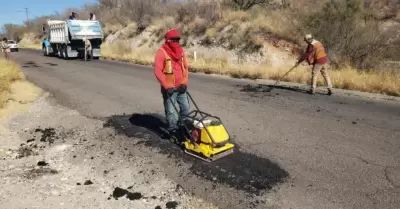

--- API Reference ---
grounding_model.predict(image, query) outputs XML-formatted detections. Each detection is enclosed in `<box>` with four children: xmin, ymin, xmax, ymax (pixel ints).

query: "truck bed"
<box><xmin>48</xmin><ymin>20</ymin><xmax>103</xmax><ymax>43</ymax></box>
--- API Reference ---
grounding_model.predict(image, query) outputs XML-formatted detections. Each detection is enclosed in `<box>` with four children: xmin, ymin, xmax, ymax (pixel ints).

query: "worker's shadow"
<box><xmin>104</xmin><ymin>113</ymin><xmax>171</xmax><ymax>141</ymax></box>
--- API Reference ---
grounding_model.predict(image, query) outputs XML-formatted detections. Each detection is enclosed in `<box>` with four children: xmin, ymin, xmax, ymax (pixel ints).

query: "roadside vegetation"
<box><xmin>3</xmin><ymin>0</ymin><xmax>400</xmax><ymax>96</ymax></box>
<box><xmin>0</xmin><ymin>58</ymin><xmax>24</xmax><ymax>108</ymax></box>
<box><xmin>100</xmin><ymin>44</ymin><xmax>400</xmax><ymax>96</ymax></box>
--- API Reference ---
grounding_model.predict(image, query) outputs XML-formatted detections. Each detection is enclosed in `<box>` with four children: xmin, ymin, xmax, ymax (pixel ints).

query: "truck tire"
<box><xmin>43</xmin><ymin>46</ymin><xmax>49</xmax><ymax>56</ymax></box>
<box><xmin>64</xmin><ymin>46</ymin><xmax>69</xmax><ymax>60</ymax></box>
<box><xmin>57</xmin><ymin>44</ymin><xmax>62</xmax><ymax>58</ymax></box>
<box><xmin>61</xmin><ymin>45</ymin><xmax>69</xmax><ymax>60</ymax></box>
<box><xmin>88</xmin><ymin>49</ymin><xmax>93</xmax><ymax>60</ymax></box>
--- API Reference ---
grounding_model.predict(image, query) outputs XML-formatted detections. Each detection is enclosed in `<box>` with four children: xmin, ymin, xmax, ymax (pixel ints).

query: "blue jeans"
<box><xmin>161</xmin><ymin>88</ymin><xmax>190</xmax><ymax>132</ymax></box>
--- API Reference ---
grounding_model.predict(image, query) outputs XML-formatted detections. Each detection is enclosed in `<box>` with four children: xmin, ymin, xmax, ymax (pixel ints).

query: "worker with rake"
<box><xmin>294</xmin><ymin>34</ymin><xmax>333</xmax><ymax>95</ymax></box>
<box><xmin>154</xmin><ymin>29</ymin><xmax>190</xmax><ymax>139</ymax></box>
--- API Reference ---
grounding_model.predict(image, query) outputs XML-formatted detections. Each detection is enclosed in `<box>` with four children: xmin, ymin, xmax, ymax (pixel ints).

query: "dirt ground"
<box><xmin>0</xmin><ymin>92</ymin><xmax>218</xmax><ymax>209</ymax></box>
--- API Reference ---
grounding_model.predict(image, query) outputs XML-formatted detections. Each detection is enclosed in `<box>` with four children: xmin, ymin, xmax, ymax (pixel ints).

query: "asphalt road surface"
<box><xmin>10</xmin><ymin>49</ymin><xmax>400</xmax><ymax>209</ymax></box>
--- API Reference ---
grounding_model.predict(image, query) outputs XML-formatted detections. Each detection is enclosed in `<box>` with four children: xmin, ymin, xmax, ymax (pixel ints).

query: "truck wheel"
<box><xmin>57</xmin><ymin>44</ymin><xmax>62</xmax><ymax>58</ymax></box>
<box><xmin>89</xmin><ymin>49</ymin><xmax>93</xmax><ymax>60</ymax></box>
<box><xmin>63</xmin><ymin>45</ymin><xmax>69</xmax><ymax>60</ymax></box>
<box><xmin>43</xmin><ymin>46</ymin><xmax>48</xmax><ymax>56</ymax></box>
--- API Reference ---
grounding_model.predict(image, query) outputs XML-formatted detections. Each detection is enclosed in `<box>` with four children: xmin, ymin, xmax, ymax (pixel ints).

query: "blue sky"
<box><xmin>0</xmin><ymin>0</ymin><xmax>96</xmax><ymax>27</ymax></box>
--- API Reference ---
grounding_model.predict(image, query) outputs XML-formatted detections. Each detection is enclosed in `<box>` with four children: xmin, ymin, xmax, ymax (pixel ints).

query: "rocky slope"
<box><xmin>103</xmin><ymin>20</ymin><xmax>298</xmax><ymax>70</ymax></box>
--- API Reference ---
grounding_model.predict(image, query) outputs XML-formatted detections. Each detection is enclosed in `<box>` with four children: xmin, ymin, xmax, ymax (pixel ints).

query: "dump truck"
<box><xmin>42</xmin><ymin>19</ymin><xmax>104</xmax><ymax>59</ymax></box>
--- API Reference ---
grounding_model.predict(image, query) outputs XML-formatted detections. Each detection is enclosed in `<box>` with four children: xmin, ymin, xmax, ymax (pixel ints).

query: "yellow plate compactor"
<box><xmin>168</xmin><ymin>91</ymin><xmax>235</xmax><ymax>162</ymax></box>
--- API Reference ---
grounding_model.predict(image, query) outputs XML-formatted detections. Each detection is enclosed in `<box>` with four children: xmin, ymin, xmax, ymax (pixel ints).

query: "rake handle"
<box><xmin>272</xmin><ymin>66</ymin><xmax>297</xmax><ymax>87</ymax></box>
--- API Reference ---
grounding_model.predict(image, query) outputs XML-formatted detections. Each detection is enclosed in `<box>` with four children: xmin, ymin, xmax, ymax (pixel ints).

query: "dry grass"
<box><xmin>211</xmin><ymin>9</ymin><xmax>300</xmax><ymax>44</ymax></box>
<box><xmin>18</xmin><ymin>40</ymin><xmax>400</xmax><ymax>97</ymax></box>
<box><xmin>101</xmin><ymin>42</ymin><xmax>154</xmax><ymax>65</ymax></box>
<box><xmin>19</xmin><ymin>43</ymin><xmax>41</xmax><ymax>50</ymax></box>
<box><xmin>101</xmin><ymin>44</ymin><xmax>400</xmax><ymax>97</ymax></box>
<box><xmin>0</xmin><ymin>58</ymin><xmax>24</xmax><ymax>108</ymax></box>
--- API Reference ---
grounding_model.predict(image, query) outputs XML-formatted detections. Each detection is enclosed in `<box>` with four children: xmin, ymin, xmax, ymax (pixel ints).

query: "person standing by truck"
<box><xmin>83</xmin><ymin>37</ymin><xmax>92</xmax><ymax>60</ymax></box>
<box><xmin>1</xmin><ymin>38</ymin><xmax>10</xmax><ymax>60</ymax></box>
<box><xmin>69</xmin><ymin>12</ymin><xmax>77</xmax><ymax>20</ymax></box>
<box><xmin>89</xmin><ymin>12</ymin><xmax>96</xmax><ymax>20</ymax></box>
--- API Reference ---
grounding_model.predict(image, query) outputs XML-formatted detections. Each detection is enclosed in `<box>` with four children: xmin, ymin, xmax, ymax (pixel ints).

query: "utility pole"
<box><xmin>25</xmin><ymin>8</ymin><xmax>29</xmax><ymax>24</ymax></box>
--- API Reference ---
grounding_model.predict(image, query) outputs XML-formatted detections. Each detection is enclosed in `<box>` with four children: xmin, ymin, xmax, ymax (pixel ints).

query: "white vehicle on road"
<box><xmin>7</xmin><ymin>40</ymin><xmax>19</xmax><ymax>52</ymax></box>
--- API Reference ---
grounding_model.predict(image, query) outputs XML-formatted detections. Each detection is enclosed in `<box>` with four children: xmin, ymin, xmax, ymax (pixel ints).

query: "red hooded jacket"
<box><xmin>154</xmin><ymin>29</ymin><xmax>188</xmax><ymax>89</ymax></box>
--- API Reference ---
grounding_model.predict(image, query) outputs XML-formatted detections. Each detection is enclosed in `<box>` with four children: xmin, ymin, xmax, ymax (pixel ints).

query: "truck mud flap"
<box><xmin>92</xmin><ymin>48</ymin><xmax>101</xmax><ymax>57</ymax></box>
<box><xmin>66</xmin><ymin>47</ymin><xmax>78</xmax><ymax>58</ymax></box>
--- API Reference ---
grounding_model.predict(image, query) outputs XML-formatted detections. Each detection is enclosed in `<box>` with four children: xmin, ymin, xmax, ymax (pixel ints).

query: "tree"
<box><xmin>302</xmin><ymin>0</ymin><xmax>400</xmax><ymax>69</ymax></box>
<box><xmin>230</xmin><ymin>0</ymin><xmax>270</xmax><ymax>10</ymax></box>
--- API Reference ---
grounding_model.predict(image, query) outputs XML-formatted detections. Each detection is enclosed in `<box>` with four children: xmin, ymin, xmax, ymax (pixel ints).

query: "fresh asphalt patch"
<box><xmin>237</xmin><ymin>84</ymin><xmax>328</xmax><ymax>96</ymax></box>
<box><xmin>103</xmin><ymin>113</ymin><xmax>290</xmax><ymax>197</ymax></box>
<box><xmin>22</xmin><ymin>61</ymin><xmax>40</xmax><ymax>68</ymax></box>
<box><xmin>43</xmin><ymin>62</ymin><xmax>58</xmax><ymax>66</ymax></box>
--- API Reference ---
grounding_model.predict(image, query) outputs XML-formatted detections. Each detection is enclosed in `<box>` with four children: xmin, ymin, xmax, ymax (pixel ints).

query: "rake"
<box><xmin>266</xmin><ymin>66</ymin><xmax>297</xmax><ymax>92</ymax></box>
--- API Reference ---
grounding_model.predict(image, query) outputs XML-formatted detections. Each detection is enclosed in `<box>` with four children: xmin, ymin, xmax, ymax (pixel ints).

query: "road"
<box><xmin>10</xmin><ymin>49</ymin><xmax>400</xmax><ymax>209</ymax></box>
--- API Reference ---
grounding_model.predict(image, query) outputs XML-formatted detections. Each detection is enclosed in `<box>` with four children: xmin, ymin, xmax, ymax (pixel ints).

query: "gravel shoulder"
<box><xmin>0</xmin><ymin>93</ymin><xmax>218</xmax><ymax>209</ymax></box>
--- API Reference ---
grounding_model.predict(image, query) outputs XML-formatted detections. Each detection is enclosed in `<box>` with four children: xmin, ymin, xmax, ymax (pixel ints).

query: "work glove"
<box><xmin>178</xmin><ymin>84</ymin><xmax>187</xmax><ymax>93</ymax></box>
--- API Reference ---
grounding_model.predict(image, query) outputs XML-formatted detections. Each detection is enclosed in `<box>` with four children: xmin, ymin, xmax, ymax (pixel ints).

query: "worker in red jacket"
<box><xmin>295</xmin><ymin>34</ymin><xmax>333</xmax><ymax>95</ymax></box>
<box><xmin>154</xmin><ymin>29</ymin><xmax>189</xmax><ymax>138</ymax></box>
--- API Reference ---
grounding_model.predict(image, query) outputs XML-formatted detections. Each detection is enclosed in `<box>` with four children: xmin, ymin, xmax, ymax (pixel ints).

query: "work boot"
<box><xmin>167</xmin><ymin>129</ymin><xmax>178</xmax><ymax>143</ymax></box>
<box><xmin>308</xmin><ymin>89</ymin><xmax>315</xmax><ymax>95</ymax></box>
<box><xmin>327</xmin><ymin>89</ymin><xmax>333</xmax><ymax>96</ymax></box>
<box><xmin>168</xmin><ymin>129</ymin><xmax>185</xmax><ymax>146</ymax></box>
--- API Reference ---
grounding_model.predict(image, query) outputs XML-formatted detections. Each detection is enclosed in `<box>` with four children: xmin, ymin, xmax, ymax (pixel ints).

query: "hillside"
<box><xmin>3</xmin><ymin>0</ymin><xmax>400</xmax><ymax>96</ymax></box>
